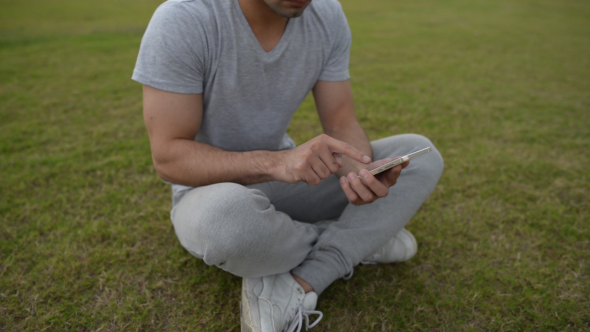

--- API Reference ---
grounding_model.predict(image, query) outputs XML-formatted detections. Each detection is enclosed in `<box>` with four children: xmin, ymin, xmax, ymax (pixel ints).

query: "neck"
<box><xmin>238</xmin><ymin>0</ymin><xmax>289</xmax><ymax>30</ymax></box>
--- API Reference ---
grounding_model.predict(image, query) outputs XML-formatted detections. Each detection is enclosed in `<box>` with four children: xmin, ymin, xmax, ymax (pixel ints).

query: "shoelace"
<box><xmin>342</xmin><ymin>260</ymin><xmax>378</xmax><ymax>281</ymax></box>
<box><xmin>342</xmin><ymin>269</ymin><xmax>354</xmax><ymax>281</ymax></box>
<box><xmin>360</xmin><ymin>260</ymin><xmax>377</xmax><ymax>265</ymax></box>
<box><xmin>285</xmin><ymin>304</ymin><xmax>323</xmax><ymax>332</ymax></box>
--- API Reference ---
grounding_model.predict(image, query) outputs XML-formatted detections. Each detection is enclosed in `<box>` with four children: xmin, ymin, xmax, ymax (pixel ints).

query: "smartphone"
<box><xmin>366</xmin><ymin>147</ymin><xmax>432</xmax><ymax>176</ymax></box>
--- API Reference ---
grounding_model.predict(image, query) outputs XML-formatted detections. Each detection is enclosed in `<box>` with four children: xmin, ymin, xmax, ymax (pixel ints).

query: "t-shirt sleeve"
<box><xmin>132</xmin><ymin>2</ymin><xmax>206</xmax><ymax>94</ymax></box>
<box><xmin>318</xmin><ymin>3</ymin><xmax>352</xmax><ymax>82</ymax></box>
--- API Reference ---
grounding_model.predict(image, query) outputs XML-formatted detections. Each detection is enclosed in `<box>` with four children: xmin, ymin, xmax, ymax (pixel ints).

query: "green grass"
<box><xmin>1</xmin><ymin>0</ymin><xmax>589</xmax><ymax>330</ymax></box>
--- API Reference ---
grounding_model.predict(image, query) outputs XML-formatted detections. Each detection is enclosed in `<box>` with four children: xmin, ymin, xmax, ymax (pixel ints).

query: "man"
<box><xmin>133</xmin><ymin>0</ymin><xmax>444</xmax><ymax>330</ymax></box>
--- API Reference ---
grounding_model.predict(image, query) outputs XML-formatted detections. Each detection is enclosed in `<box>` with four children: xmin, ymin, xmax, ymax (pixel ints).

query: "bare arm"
<box><xmin>313</xmin><ymin>80</ymin><xmax>372</xmax><ymax>177</ymax></box>
<box><xmin>143</xmin><ymin>85</ymin><xmax>370</xmax><ymax>187</ymax></box>
<box><xmin>143</xmin><ymin>85</ymin><xmax>280</xmax><ymax>187</ymax></box>
<box><xmin>313</xmin><ymin>80</ymin><xmax>409</xmax><ymax>205</ymax></box>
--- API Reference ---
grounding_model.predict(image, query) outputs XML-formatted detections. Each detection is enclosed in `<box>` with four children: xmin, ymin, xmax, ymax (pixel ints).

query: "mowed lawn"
<box><xmin>1</xmin><ymin>0</ymin><xmax>589</xmax><ymax>330</ymax></box>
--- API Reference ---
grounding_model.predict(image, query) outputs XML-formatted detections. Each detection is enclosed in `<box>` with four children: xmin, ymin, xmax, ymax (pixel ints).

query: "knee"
<box><xmin>410</xmin><ymin>134</ymin><xmax>444</xmax><ymax>172</ymax></box>
<box><xmin>376</xmin><ymin>133</ymin><xmax>444</xmax><ymax>180</ymax></box>
<box><xmin>172</xmin><ymin>182</ymin><xmax>274</xmax><ymax>265</ymax></box>
<box><xmin>175</xmin><ymin>182</ymin><xmax>270</xmax><ymax>235</ymax></box>
<box><xmin>406</xmin><ymin>134</ymin><xmax>444</xmax><ymax>180</ymax></box>
<box><xmin>399</xmin><ymin>133</ymin><xmax>438</xmax><ymax>154</ymax></box>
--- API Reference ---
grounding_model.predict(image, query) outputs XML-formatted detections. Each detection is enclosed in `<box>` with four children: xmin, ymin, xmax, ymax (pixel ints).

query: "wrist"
<box><xmin>254</xmin><ymin>150</ymin><xmax>287</xmax><ymax>182</ymax></box>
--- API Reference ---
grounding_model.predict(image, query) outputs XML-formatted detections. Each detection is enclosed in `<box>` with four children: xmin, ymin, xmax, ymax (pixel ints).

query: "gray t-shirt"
<box><xmin>132</xmin><ymin>0</ymin><xmax>351</xmax><ymax>197</ymax></box>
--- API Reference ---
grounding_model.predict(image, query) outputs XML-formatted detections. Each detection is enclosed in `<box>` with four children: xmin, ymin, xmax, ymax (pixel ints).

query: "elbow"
<box><xmin>152</xmin><ymin>156</ymin><xmax>175</xmax><ymax>183</ymax></box>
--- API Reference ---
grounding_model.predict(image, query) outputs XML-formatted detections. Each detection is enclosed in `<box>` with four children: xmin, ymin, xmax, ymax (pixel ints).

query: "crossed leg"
<box><xmin>171</xmin><ymin>134</ymin><xmax>444</xmax><ymax>293</ymax></box>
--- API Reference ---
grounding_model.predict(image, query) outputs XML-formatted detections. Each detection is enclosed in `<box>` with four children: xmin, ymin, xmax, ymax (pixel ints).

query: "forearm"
<box><xmin>152</xmin><ymin>138</ymin><xmax>283</xmax><ymax>187</ymax></box>
<box><xmin>313</xmin><ymin>80</ymin><xmax>372</xmax><ymax>176</ymax></box>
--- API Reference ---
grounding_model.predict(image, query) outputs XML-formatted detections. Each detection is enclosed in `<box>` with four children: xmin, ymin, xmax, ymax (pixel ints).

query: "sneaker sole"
<box><xmin>401</xmin><ymin>228</ymin><xmax>418</xmax><ymax>261</ymax></box>
<box><xmin>241</xmin><ymin>278</ymin><xmax>254</xmax><ymax>332</ymax></box>
<box><xmin>241</xmin><ymin>321</ymin><xmax>252</xmax><ymax>332</ymax></box>
<box><xmin>362</xmin><ymin>228</ymin><xmax>418</xmax><ymax>264</ymax></box>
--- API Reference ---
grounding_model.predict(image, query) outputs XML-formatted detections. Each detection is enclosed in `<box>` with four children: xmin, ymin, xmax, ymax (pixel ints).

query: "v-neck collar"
<box><xmin>233</xmin><ymin>0</ymin><xmax>295</xmax><ymax>56</ymax></box>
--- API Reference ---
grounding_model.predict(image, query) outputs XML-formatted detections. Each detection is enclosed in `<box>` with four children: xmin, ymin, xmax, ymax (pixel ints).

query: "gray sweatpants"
<box><xmin>171</xmin><ymin>134</ymin><xmax>444</xmax><ymax>294</ymax></box>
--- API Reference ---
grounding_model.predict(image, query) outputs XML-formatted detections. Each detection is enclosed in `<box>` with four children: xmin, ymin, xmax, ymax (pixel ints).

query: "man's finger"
<box><xmin>309</xmin><ymin>156</ymin><xmax>332</xmax><ymax>179</ymax></box>
<box><xmin>323</xmin><ymin>136</ymin><xmax>371</xmax><ymax>164</ymax></box>
<box><xmin>303</xmin><ymin>171</ymin><xmax>322</xmax><ymax>186</ymax></box>
<box><xmin>340</xmin><ymin>176</ymin><xmax>363</xmax><ymax>205</ymax></box>
<box><xmin>359</xmin><ymin>169</ymin><xmax>389</xmax><ymax>197</ymax></box>
<box><xmin>316</xmin><ymin>149</ymin><xmax>340</xmax><ymax>174</ymax></box>
<box><xmin>332</xmin><ymin>153</ymin><xmax>344</xmax><ymax>168</ymax></box>
<box><xmin>382</xmin><ymin>165</ymin><xmax>403</xmax><ymax>186</ymax></box>
<box><xmin>347</xmin><ymin>172</ymin><xmax>376</xmax><ymax>202</ymax></box>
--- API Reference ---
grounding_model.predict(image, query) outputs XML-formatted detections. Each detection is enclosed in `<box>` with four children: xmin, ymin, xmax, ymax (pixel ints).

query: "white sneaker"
<box><xmin>363</xmin><ymin>228</ymin><xmax>418</xmax><ymax>264</ymax></box>
<box><xmin>241</xmin><ymin>272</ymin><xmax>323</xmax><ymax>332</ymax></box>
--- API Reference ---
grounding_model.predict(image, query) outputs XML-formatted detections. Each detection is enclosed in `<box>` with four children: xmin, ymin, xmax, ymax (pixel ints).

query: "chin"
<box><xmin>272</xmin><ymin>1</ymin><xmax>310</xmax><ymax>18</ymax></box>
<box><xmin>285</xmin><ymin>10</ymin><xmax>305</xmax><ymax>18</ymax></box>
<box><xmin>270</xmin><ymin>7</ymin><xmax>302</xmax><ymax>18</ymax></box>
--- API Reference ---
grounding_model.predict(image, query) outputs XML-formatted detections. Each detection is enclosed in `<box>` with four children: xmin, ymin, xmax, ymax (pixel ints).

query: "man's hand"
<box><xmin>273</xmin><ymin>134</ymin><xmax>372</xmax><ymax>186</ymax></box>
<box><xmin>339</xmin><ymin>158</ymin><xmax>410</xmax><ymax>206</ymax></box>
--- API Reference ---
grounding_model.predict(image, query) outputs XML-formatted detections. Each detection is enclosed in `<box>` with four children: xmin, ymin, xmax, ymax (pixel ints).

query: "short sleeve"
<box><xmin>132</xmin><ymin>2</ymin><xmax>207</xmax><ymax>94</ymax></box>
<box><xmin>318</xmin><ymin>3</ymin><xmax>351</xmax><ymax>82</ymax></box>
